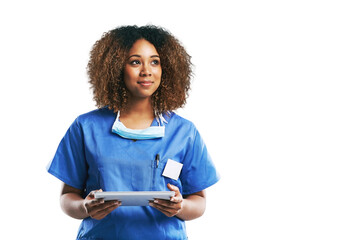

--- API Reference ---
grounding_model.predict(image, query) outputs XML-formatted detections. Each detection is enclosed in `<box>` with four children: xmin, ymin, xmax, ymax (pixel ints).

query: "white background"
<box><xmin>1</xmin><ymin>0</ymin><xmax>359</xmax><ymax>239</ymax></box>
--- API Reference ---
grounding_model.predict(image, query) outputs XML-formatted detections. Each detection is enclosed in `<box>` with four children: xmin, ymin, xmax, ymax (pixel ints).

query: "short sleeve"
<box><xmin>180</xmin><ymin>127</ymin><xmax>220</xmax><ymax>195</ymax></box>
<box><xmin>47</xmin><ymin>118</ymin><xmax>88</xmax><ymax>190</ymax></box>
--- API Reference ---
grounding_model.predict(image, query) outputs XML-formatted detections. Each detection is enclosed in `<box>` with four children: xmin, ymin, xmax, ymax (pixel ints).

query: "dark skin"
<box><xmin>61</xmin><ymin>184</ymin><xmax>120</xmax><ymax>220</ymax></box>
<box><xmin>60</xmin><ymin>40</ymin><xmax>206</xmax><ymax>221</ymax></box>
<box><xmin>60</xmin><ymin>183</ymin><xmax>206</xmax><ymax>220</ymax></box>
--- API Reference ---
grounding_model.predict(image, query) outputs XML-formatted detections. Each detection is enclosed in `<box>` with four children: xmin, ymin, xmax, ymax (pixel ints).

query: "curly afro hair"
<box><xmin>87</xmin><ymin>25</ymin><xmax>192</xmax><ymax>114</ymax></box>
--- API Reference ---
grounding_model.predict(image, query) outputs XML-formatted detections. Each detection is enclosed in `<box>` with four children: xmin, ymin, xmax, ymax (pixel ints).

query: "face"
<box><xmin>123</xmin><ymin>39</ymin><xmax>162</xmax><ymax>100</ymax></box>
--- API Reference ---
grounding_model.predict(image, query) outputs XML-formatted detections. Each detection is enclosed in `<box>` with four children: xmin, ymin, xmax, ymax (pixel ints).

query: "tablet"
<box><xmin>94</xmin><ymin>191</ymin><xmax>175</xmax><ymax>206</ymax></box>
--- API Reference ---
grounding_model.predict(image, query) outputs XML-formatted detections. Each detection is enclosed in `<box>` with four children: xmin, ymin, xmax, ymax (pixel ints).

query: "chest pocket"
<box><xmin>97</xmin><ymin>154</ymin><xmax>156</xmax><ymax>191</ymax></box>
<box><xmin>154</xmin><ymin>157</ymin><xmax>183</xmax><ymax>194</ymax></box>
<box><xmin>130</xmin><ymin>156</ymin><xmax>154</xmax><ymax>191</ymax></box>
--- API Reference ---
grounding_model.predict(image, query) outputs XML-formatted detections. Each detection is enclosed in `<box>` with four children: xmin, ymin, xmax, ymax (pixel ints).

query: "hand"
<box><xmin>83</xmin><ymin>189</ymin><xmax>121</xmax><ymax>220</ymax></box>
<box><xmin>149</xmin><ymin>184</ymin><xmax>183</xmax><ymax>217</ymax></box>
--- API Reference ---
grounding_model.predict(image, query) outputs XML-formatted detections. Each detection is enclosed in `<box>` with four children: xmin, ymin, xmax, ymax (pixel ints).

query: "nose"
<box><xmin>140</xmin><ymin>64</ymin><xmax>151</xmax><ymax>77</ymax></box>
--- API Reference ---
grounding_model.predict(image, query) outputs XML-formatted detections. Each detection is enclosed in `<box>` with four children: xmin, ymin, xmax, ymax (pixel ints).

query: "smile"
<box><xmin>137</xmin><ymin>81</ymin><xmax>154</xmax><ymax>87</ymax></box>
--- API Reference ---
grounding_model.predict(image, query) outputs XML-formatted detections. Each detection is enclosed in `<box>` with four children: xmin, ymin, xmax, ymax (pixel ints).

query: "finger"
<box><xmin>151</xmin><ymin>200</ymin><xmax>180</xmax><ymax>212</ymax></box>
<box><xmin>167</xmin><ymin>183</ymin><xmax>179</xmax><ymax>193</ymax></box>
<box><xmin>88</xmin><ymin>189</ymin><xmax>103</xmax><ymax>197</ymax></box>
<box><xmin>95</xmin><ymin>202</ymin><xmax>121</xmax><ymax>218</ymax></box>
<box><xmin>166</xmin><ymin>184</ymin><xmax>183</xmax><ymax>202</ymax></box>
<box><xmin>85</xmin><ymin>198</ymin><xmax>105</xmax><ymax>209</ymax></box>
<box><xmin>153</xmin><ymin>199</ymin><xmax>181</xmax><ymax>209</ymax></box>
<box><xmin>170</xmin><ymin>196</ymin><xmax>183</xmax><ymax>203</ymax></box>
<box><xmin>89</xmin><ymin>201</ymin><xmax>121</xmax><ymax>219</ymax></box>
<box><xmin>149</xmin><ymin>202</ymin><xmax>174</xmax><ymax>217</ymax></box>
<box><xmin>92</xmin><ymin>200</ymin><xmax>120</xmax><ymax>212</ymax></box>
<box><xmin>85</xmin><ymin>200</ymin><xmax>102</xmax><ymax>212</ymax></box>
<box><xmin>92</xmin><ymin>206</ymin><xmax>119</xmax><ymax>220</ymax></box>
<box><xmin>86</xmin><ymin>189</ymin><xmax>106</xmax><ymax>205</ymax></box>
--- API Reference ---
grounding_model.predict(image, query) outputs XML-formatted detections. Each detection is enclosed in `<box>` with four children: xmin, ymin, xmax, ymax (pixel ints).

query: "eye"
<box><xmin>151</xmin><ymin>59</ymin><xmax>160</xmax><ymax>65</ymax></box>
<box><xmin>129</xmin><ymin>60</ymin><xmax>141</xmax><ymax>65</ymax></box>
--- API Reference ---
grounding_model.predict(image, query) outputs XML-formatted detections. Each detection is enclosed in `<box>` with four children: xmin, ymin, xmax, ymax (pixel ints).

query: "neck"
<box><xmin>121</xmin><ymin>97</ymin><xmax>154</xmax><ymax>119</ymax></box>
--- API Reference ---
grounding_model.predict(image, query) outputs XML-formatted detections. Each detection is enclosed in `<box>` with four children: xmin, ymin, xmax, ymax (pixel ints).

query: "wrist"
<box><xmin>175</xmin><ymin>198</ymin><xmax>186</xmax><ymax>219</ymax></box>
<box><xmin>80</xmin><ymin>199</ymin><xmax>90</xmax><ymax>218</ymax></box>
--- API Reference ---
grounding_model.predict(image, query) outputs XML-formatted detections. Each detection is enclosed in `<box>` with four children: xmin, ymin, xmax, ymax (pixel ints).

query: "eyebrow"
<box><xmin>128</xmin><ymin>54</ymin><xmax>160</xmax><ymax>59</ymax></box>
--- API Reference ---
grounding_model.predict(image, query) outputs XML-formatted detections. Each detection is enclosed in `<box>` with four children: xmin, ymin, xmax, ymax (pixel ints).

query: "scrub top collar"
<box><xmin>111</xmin><ymin>111</ymin><xmax>167</xmax><ymax>140</ymax></box>
<box><xmin>155</xmin><ymin>111</ymin><xmax>169</xmax><ymax>125</ymax></box>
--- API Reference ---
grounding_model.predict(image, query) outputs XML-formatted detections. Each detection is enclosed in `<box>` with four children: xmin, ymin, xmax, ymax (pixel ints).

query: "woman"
<box><xmin>47</xmin><ymin>25</ymin><xmax>219</xmax><ymax>240</ymax></box>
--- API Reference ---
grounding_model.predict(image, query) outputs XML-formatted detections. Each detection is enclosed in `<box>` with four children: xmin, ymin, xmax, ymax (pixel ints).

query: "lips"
<box><xmin>137</xmin><ymin>80</ymin><xmax>154</xmax><ymax>86</ymax></box>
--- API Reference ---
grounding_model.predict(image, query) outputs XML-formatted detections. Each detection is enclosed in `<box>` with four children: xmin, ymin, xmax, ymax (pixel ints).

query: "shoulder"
<box><xmin>167</xmin><ymin>112</ymin><xmax>195</xmax><ymax>128</ymax></box>
<box><xmin>166</xmin><ymin>112</ymin><xmax>199</xmax><ymax>139</ymax></box>
<box><xmin>75</xmin><ymin>107</ymin><xmax>116</xmax><ymax>127</ymax></box>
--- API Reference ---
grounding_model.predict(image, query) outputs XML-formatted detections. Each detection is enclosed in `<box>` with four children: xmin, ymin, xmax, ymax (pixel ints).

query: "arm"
<box><xmin>177</xmin><ymin>190</ymin><xmax>206</xmax><ymax>220</ymax></box>
<box><xmin>60</xmin><ymin>183</ymin><xmax>121</xmax><ymax>220</ymax></box>
<box><xmin>149</xmin><ymin>183</ymin><xmax>206</xmax><ymax>221</ymax></box>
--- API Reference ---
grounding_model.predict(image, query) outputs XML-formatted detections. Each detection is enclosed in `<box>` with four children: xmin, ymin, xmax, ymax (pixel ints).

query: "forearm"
<box><xmin>60</xmin><ymin>192</ymin><xmax>89</xmax><ymax>219</ymax></box>
<box><xmin>176</xmin><ymin>194</ymin><xmax>206</xmax><ymax>221</ymax></box>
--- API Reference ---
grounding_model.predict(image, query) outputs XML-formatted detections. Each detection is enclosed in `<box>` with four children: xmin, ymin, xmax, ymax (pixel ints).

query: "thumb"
<box><xmin>167</xmin><ymin>183</ymin><xmax>179</xmax><ymax>192</ymax></box>
<box><xmin>88</xmin><ymin>189</ymin><xmax>103</xmax><ymax>198</ymax></box>
<box><xmin>167</xmin><ymin>183</ymin><xmax>182</xmax><ymax>202</ymax></box>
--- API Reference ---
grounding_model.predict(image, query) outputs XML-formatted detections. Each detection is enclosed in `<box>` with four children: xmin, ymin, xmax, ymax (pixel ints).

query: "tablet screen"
<box><xmin>94</xmin><ymin>191</ymin><xmax>175</xmax><ymax>206</ymax></box>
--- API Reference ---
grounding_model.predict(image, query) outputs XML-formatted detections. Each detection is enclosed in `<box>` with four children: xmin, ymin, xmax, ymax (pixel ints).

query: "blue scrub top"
<box><xmin>47</xmin><ymin>107</ymin><xmax>220</xmax><ymax>240</ymax></box>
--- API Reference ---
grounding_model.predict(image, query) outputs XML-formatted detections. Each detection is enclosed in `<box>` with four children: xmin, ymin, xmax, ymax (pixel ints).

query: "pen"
<box><xmin>155</xmin><ymin>154</ymin><xmax>160</xmax><ymax>168</ymax></box>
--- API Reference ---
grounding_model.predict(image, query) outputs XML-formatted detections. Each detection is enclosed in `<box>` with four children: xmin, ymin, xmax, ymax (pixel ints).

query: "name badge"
<box><xmin>162</xmin><ymin>159</ymin><xmax>183</xmax><ymax>180</ymax></box>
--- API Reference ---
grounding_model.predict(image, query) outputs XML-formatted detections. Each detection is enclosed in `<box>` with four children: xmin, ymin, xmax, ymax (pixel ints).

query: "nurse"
<box><xmin>48</xmin><ymin>25</ymin><xmax>220</xmax><ymax>239</ymax></box>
